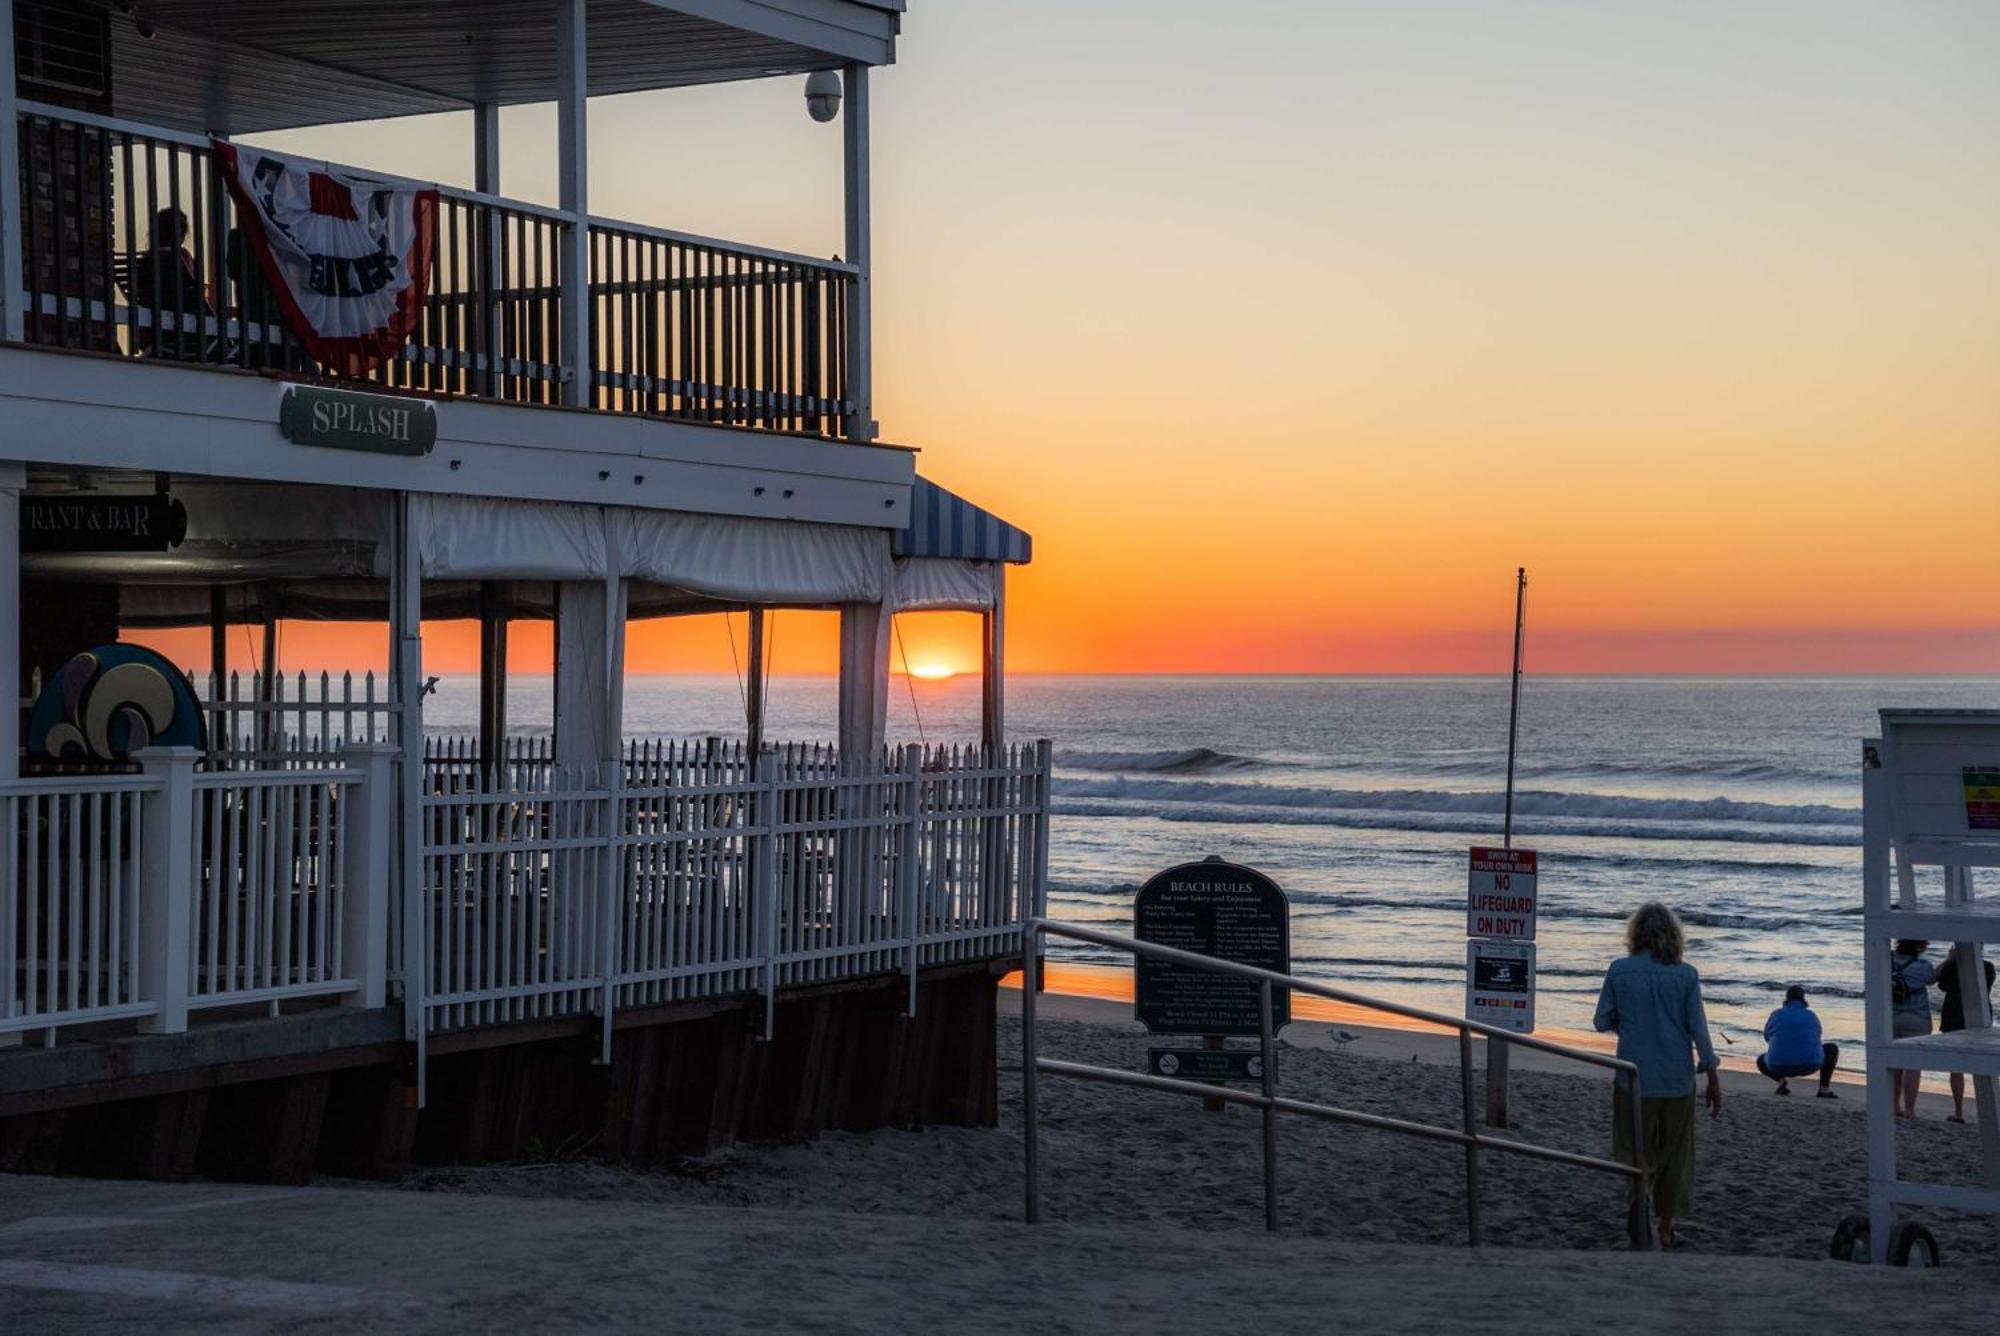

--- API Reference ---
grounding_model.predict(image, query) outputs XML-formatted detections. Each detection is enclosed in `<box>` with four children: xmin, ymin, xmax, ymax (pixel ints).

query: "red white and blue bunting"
<box><xmin>213</xmin><ymin>142</ymin><xmax>437</xmax><ymax>374</ymax></box>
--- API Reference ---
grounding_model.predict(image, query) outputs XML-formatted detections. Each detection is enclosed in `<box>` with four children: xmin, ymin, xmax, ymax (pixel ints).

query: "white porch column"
<box><xmin>0</xmin><ymin>0</ymin><xmax>22</xmax><ymax>343</ymax></box>
<box><xmin>556</xmin><ymin>0</ymin><xmax>591</xmax><ymax>408</ymax></box>
<box><xmin>837</xmin><ymin>596</ymin><xmax>891</xmax><ymax>764</ymax></box>
<box><xmin>0</xmin><ymin>461</ymin><xmax>20</xmax><ymax>778</ymax></box>
<box><xmin>553</xmin><ymin>523</ymin><xmax>625</xmax><ymax>771</ymax></box>
<box><xmin>474</xmin><ymin>100</ymin><xmax>504</xmax><ymax>399</ymax></box>
<box><xmin>840</xmin><ymin>63</ymin><xmax>872</xmax><ymax>442</ymax></box>
<box><xmin>981</xmin><ymin>565</ymin><xmax>1006</xmax><ymax>751</ymax></box>
<box><xmin>390</xmin><ymin>493</ymin><xmax>424</xmax><ymax>1047</ymax></box>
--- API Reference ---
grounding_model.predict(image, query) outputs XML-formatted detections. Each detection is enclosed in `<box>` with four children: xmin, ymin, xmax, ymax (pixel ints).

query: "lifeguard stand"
<box><xmin>1861</xmin><ymin>710</ymin><xmax>2000</xmax><ymax>1264</ymax></box>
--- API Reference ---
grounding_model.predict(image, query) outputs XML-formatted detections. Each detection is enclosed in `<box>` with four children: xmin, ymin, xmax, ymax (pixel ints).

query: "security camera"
<box><xmin>804</xmin><ymin>70</ymin><xmax>842</xmax><ymax>123</ymax></box>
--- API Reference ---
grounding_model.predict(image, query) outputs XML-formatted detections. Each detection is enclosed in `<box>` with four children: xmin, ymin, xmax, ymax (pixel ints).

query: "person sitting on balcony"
<box><xmin>125</xmin><ymin>207</ymin><xmax>219</xmax><ymax>360</ymax></box>
<box><xmin>226</xmin><ymin>224</ymin><xmax>309</xmax><ymax>372</ymax></box>
<box><xmin>1756</xmin><ymin>985</ymin><xmax>1839</xmax><ymax>1098</ymax></box>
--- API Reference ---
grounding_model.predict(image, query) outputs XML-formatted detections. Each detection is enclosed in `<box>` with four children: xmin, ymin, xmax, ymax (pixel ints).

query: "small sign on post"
<box><xmin>1466</xmin><ymin>939</ymin><xmax>1536</xmax><ymax>1033</ymax></box>
<box><xmin>1149</xmin><ymin>1048</ymin><xmax>1270</xmax><ymax>1082</ymax></box>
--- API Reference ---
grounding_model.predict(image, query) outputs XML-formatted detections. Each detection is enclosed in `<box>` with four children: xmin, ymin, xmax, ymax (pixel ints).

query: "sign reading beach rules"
<box><xmin>1466</xmin><ymin>846</ymin><xmax>1538</xmax><ymax>941</ymax></box>
<box><xmin>1134</xmin><ymin>857</ymin><xmax>1291</xmax><ymax>1038</ymax></box>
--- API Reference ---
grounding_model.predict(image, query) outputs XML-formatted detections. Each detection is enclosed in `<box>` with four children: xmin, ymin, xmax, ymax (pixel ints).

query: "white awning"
<box><xmin>891</xmin><ymin>557</ymin><xmax>999</xmax><ymax>612</ymax></box>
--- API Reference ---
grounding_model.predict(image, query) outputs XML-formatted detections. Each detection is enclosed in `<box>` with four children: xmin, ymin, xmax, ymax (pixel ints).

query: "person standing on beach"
<box><xmin>1888</xmin><ymin>939</ymin><xmax>1937</xmax><ymax>1119</ymax></box>
<box><xmin>1755</xmin><ymin>985</ymin><xmax>1839</xmax><ymax>1098</ymax></box>
<box><xmin>1935</xmin><ymin>944</ymin><xmax>1996</xmax><ymax>1125</ymax></box>
<box><xmin>1593</xmin><ymin>902</ymin><xmax>1722</xmax><ymax>1249</ymax></box>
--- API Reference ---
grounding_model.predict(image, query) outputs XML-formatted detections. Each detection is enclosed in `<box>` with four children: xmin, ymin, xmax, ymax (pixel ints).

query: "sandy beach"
<box><xmin>400</xmin><ymin>995</ymin><xmax>1998</xmax><ymax>1266</ymax></box>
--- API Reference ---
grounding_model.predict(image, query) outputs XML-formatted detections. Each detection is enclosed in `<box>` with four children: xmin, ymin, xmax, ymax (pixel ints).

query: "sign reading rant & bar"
<box><xmin>280</xmin><ymin>385</ymin><xmax>437</xmax><ymax>456</ymax></box>
<box><xmin>1466</xmin><ymin>845</ymin><xmax>1537</xmax><ymax>940</ymax></box>
<box><xmin>22</xmin><ymin>493</ymin><xmax>186</xmax><ymax>553</ymax></box>
<box><xmin>1134</xmin><ymin>856</ymin><xmax>1290</xmax><ymax>1037</ymax></box>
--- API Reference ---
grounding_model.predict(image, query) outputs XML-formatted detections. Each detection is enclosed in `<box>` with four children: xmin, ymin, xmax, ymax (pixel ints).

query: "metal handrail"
<box><xmin>1020</xmin><ymin>917</ymin><xmax>1656</xmax><ymax>1251</ymax></box>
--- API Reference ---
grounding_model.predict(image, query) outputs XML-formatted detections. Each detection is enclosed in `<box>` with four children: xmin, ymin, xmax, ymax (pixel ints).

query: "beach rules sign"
<box><xmin>1466</xmin><ymin>846</ymin><xmax>1537</xmax><ymax>940</ymax></box>
<box><xmin>1134</xmin><ymin>857</ymin><xmax>1290</xmax><ymax>1037</ymax></box>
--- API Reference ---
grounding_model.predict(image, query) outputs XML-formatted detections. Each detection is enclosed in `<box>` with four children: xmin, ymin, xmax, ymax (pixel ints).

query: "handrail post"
<box><xmin>1260</xmin><ymin>978</ymin><xmax>1279</xmax><ymax>1232</ymax></box>
<box><xmin>339</xmin><ymin>744</ymin><xmax>396</xmax><ymax>1008</ymax></box>
<box><xmin>1022</xmin><ymin>917</ymin><xmax>1040</xmax><ymax>1225</ymax></box>
<box><xmin>135</xmin><ymin>746</ymin><xmax>199</xmax><ymax>1035</ymax></box>
<box><xmin>1459</xmin><ymin>1027</ymin><xmax>1481</xmax><ymax>1246</ymax></box>
<box><xmin>1625</xmin><ymin>1073</ymin><xmax>1656</xmax><ymax>1250</ymax></box>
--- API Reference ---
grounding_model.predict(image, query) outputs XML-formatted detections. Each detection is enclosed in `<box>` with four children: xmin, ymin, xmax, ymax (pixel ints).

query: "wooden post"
<box><xmin>746</xmin><ymin>606</ymin><xmax>766</xmax><ymax>758</ymax></box>
<box><xmin>1486</xmin><ymin>568</ymin><xmax>1527</xmax><ymax>1130</ymax></box>
<box><xmin>207</xmin><ymin>585</ymin><xmax>228</xmax><ymax>684</ymax></box>
<box><xmin>1192</xmin><ymin>1032</ymin><xmax>1224</xmax><ymax>1120</ymax></box>
<box><xmin>477</xmin><ymin>580</ymin><xmax>508</xmax><ymax>777</ymax></box>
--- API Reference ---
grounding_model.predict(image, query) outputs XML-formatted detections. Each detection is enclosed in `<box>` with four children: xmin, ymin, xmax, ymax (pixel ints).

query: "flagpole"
<box><xmin>1487</xmin><ymin>567</ymin><xmax>1528</xmax><ymax>1128</ymax></box>
<box><xmin>1503</xmin><ymin>568</ymin><xmax>1527</xmax><ymax>849</ymax></box>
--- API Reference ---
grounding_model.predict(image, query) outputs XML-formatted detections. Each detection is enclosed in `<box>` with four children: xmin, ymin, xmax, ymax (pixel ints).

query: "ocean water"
<box><xmin>427</xmin><ymin>673</ymin><xmax>2000</xmax><ymax>1055</ymax></box>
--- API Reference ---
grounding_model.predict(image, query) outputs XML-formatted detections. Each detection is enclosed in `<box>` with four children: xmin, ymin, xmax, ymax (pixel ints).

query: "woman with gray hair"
<box><xmin>1593</xmin><ymin>901</ymin><xmax>1723</xmax><ymax>1248</ymax></box>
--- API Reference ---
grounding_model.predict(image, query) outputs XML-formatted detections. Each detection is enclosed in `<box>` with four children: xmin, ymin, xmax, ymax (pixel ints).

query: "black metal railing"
<box><xmin>14</xmin><ymin>105</ymin><xmax>854</xmax><ymax>436</ymax></box>
<box><xmin>588</xmin><ymin>220</ymin><xmax>851</xmax><ymax>434</ymax></box>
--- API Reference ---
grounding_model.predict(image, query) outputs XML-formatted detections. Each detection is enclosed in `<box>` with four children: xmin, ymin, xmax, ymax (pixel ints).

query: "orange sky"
<box><xmin>221</xmin><ymin>2</ymin><xmax>1998</xmax><ymax>677</ymax></box>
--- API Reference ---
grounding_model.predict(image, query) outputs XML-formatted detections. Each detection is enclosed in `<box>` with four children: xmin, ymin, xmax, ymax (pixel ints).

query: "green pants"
<box><xmin>1612</xmin><ymin>1089</ymin><xmax>1696</xmax><ymax>1220</ymax></box>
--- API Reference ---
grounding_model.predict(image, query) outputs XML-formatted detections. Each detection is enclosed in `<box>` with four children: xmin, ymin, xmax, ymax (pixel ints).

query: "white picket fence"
<box><xmin>5</xmin><ymin>734</ymin><xmax>1049</xmax><ymax>1054</ymax></box>
<box><xmin>0</xmin><ymin>773</ymin><xmax>157</xmax><ymax>1035</ymax></box>
<box><xmin>199</xmin><ymin>671</ymin><xmax>397</xmax><ymax>768</ymax></box>
<box><xmin>417</xmin><ymin>739</ymin><xmax>1053</xmax><ymax>1037</ymax></box>
<box><xmin>1</xmin><ymin>746</ymin><xmax>393</xmax><ymax>1040</ymax></box>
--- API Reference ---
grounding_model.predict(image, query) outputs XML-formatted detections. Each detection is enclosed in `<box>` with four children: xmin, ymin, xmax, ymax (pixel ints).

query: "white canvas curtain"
<box><xmin>890</xmin><ymin>557</ymin><xmax>999</xmax><ymax>612</ymax></box>
<box><xmin>393</xmin><ymin>494</ymin><xmax>888</xmax><ymax>603</ymax></box>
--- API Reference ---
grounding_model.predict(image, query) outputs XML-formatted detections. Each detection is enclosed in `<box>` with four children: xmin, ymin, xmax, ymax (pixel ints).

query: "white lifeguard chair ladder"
<box><xmin>1863</xmin><ymin>710</ymin><xmax>2000</xmax><ymax>1263</ymax></box>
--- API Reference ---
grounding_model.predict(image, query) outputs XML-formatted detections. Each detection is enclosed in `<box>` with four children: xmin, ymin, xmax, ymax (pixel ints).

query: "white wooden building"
<box><xmin>0</xmin><ymin>0</ymin><xmax>1045</xmax><ymax>1171</ymax></box>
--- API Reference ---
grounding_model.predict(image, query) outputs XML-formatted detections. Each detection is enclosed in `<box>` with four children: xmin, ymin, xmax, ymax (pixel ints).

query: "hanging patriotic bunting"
<box><xmin>213</xmin><ymin>142</ymin><xmax>438</xmax><ymax>375</ymax></box>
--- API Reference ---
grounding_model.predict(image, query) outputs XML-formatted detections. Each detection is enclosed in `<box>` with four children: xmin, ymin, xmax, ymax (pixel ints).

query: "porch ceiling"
<box><xmin>92</xmin><ymin>0</ymin><xmax>901</xmax><ymax>135</ymax></box>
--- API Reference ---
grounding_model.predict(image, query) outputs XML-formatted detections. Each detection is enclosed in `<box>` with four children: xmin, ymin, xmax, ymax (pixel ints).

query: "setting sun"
<box><xmin>904</xmin><ymin>663</ymin><xmax>960</xmax><ymax>682</ymax></box>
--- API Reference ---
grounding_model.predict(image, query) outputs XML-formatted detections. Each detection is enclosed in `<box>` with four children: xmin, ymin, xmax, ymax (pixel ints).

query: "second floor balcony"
<box><xmin>2</xmin><ymin>0</ymin><xmax>897</xmax><ymax>444</ymax></box>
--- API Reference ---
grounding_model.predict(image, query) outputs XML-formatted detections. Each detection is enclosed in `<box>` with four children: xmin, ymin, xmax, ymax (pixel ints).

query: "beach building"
<box><xmin>0</xmin><ymin>0</ymin><xmax>1048</xmax><ymax>1181</ymax></box>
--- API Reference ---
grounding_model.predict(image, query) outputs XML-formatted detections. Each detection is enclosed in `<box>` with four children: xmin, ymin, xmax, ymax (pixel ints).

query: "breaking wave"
<box><xmin>1050</xmin><ymin>775</ymin><xmax>1859</xmax><ymax>845</ymax></box>
<box><xmin>1058</xmin><ymin>747</ymin><xmax>1270</xmax><ymax>774</ymax></box>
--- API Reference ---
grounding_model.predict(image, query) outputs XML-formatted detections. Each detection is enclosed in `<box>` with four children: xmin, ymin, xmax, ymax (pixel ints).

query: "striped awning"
<box><xmin>894</xmin><ymin>478</ymin><xmax>1032</xmax><ymax>564</ymax></box>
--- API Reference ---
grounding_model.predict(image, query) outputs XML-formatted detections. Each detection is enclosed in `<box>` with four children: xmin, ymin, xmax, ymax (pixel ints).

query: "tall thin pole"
<box><xmin>1502</xmin><ymin>567</ymin><xmax>1527</xmax><ymax>850</ymax></box>
<box><xmin>1486</xmin><ymin>567</ymin><xmax>1528</xmax><ymax>1129</ymax></box>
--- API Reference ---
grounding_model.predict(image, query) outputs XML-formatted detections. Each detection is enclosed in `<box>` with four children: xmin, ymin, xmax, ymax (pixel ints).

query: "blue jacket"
<box><xmin>1594</xmin><ymin>952</ymin><xmax>1720</xmax><ymax>1098</ymax></box>
<box><xmin>1762</xmin><ymin>998</ymin><xmax>1822</xmax><ymax>1069</ymax></box>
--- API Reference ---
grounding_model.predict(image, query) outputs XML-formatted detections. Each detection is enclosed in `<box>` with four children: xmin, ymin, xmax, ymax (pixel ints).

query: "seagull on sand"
<box><xmin>1329</xmin><ymin>1029</ymin><xmax>1361</xmax><ymax>1051</ymax></box>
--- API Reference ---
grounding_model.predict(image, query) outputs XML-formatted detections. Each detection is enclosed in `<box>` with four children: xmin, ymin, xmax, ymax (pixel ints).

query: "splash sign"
<box><xmin>1467</xmin><ymin>846</ymin><xmax>1537</xmax><ymax>940</ymax></box>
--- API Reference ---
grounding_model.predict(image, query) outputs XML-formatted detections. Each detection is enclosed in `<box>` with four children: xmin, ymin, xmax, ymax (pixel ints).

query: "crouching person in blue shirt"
<box><xmin>1757</xmin><ymin>985</ymin><xmax>1838</xmax><ymax>1099</ymax></box>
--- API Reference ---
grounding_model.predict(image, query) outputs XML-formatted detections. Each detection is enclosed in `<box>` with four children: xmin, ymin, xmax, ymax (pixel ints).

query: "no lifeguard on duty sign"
<box><xmin>1466</xmin><ymin>846</ymin><xmax>1537</xmax><ymax>941</ymax></box>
